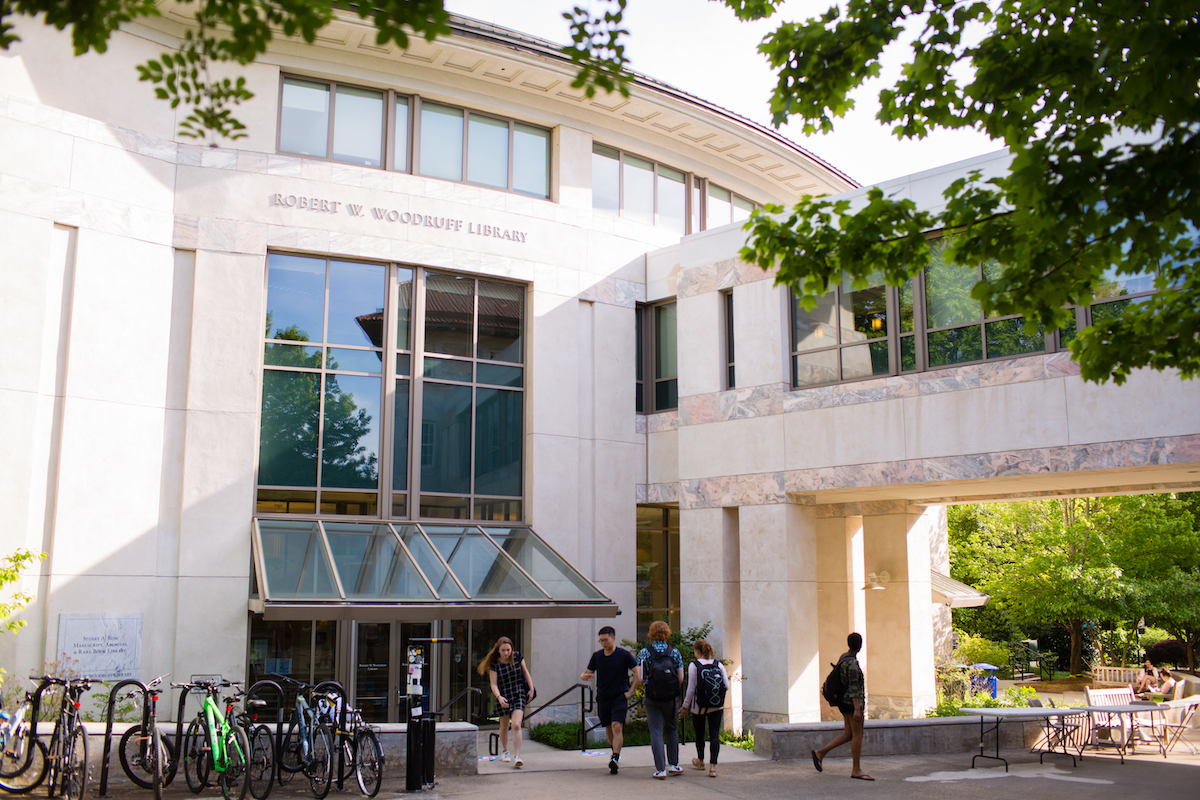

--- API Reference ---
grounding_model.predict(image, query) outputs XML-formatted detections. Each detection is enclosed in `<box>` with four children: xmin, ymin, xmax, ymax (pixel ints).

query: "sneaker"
<box><xmin>608</xmin><ymin>756</ymin><xmax>619</xmax><ymax>774</ymax></box>
<box><xmin>501</xmin><ymin>750</ymin><xmax>511</xmax><ymax>762</ymax></box>
<box><xmin>691</xmin><ymin>757</ymin><xmax>705</xmax><ymax>770</ymax></box>
<box><xmin>514</xmin><ymin>757</ymin><xmax>523</xmax><ymax>769</ymax></box>
<box><xmin>668</xmin><ymin>765</ymin><xmax>683</xmax><ymax>776</ymax></box>
<box><xmin>652</xmin><ymin>770</ymin><xmax>667</xmax><ymax>780</ymax></box>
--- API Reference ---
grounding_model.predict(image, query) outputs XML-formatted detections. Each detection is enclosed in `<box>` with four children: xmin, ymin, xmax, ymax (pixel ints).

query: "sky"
<box><xmin>444</xmin><ymin>0</ymin><xmax>1001</xmax><ymax>186</ymax></box>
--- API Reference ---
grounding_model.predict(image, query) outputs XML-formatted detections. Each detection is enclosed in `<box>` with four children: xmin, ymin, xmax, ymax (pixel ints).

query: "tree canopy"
<box><xmin>3</xmin><ymin>0</ymin><xmax>1198</xmax><ymax>384</ymax></box>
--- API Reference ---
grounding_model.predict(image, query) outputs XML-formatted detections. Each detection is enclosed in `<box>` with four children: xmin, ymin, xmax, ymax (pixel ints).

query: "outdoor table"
<box><xmin>961</xmin><ymin>706</ymin><xmax>1089</xmax><ymax>770</ymax></box>
<box><xmin>1083</xmin><ymin>702</ymin><xmax>1169</xmax><ymax>763</ymax></box>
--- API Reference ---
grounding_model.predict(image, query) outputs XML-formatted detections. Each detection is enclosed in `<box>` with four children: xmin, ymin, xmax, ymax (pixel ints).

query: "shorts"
<box><xmin>597</xmin><ymin>696</ymin><xmax>628</xmax><ymax>727</ymax></box>
<box><xmin>838</xmin><ymin>699</ymin><xmax>859</xmax><ymax>716</ymax></box>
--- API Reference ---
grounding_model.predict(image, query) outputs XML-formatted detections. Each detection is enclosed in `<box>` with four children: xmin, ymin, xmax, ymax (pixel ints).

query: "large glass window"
<box><xmin>636</xmin><ymin>506</ymin><xmax>680</xmax><ymax>642</ymax></box>
<box><xmin>635</xmin><ymin>302</ymin><xmax>677</xmax><ymax>413</ymax></box>
<box><xmin>723</xmin><ymin>290</ymin><xmax>736</xmax><ymax>389</ymax></box>
<box><xmin>791</xmin><ymin>272</ymin><xmax>890</xmax><ymax>388</ymax></box>
<box><xmin>259</xmin><ymin>255</ymin><xmax>525</xmax><ymax>522</ymax></box>
<box><xmin>278</xmin><ymin>77</ymin><xmax>551</xmax><ymax>199</ymax></box>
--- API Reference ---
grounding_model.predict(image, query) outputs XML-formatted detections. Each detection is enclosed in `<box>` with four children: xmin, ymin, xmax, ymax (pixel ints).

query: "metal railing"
<box><xmin>487</xmin><ymin>683</ymin><xmax>594</xmax><ymax>754</ymax></box>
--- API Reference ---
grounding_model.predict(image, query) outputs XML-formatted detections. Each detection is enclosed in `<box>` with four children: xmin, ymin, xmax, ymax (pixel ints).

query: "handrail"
<box><xmin>487</xmin><ymin>683</ymin><xmax>595</xmax><ymax>755</ymax></box>
<box><xmin>434</xmin><ymin>686</ymin><xmax>481</xmax><ymax>720</ymax></box>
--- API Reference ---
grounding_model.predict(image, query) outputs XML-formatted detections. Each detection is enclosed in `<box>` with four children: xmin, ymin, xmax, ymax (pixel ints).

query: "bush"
<box><xmin>926</xmin><ymin>685</ymin><xmax>1037</xmax><ymax>717</ymax></box>
<box><xmin>952</xmin><ymin>632</ymin><xmax>1011</xmax><ymax>669</ymax></box>
<box><xmin>531</xmin><ymin>717</ymin><xmax>703</xmax><ymax>750</ymax></box>
<box><xmin>1146</xmin><ymin>639</ymin><xmax>1188</xmax><ymax>667</ymax></box>
<box><xmin>719</xmin><ymin>728</ymin><xmax>754</xmax><ymax>751</ymax></box>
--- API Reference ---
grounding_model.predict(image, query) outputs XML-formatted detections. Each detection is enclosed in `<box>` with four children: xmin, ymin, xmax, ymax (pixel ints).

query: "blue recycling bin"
<box><xmin>969</xmin><ymin>663</ymin><xmax>999</xmax><ymax>698</ymax></box>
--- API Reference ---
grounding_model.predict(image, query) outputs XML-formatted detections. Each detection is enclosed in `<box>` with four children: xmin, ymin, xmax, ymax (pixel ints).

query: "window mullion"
<box><xmin>326</xmin><ymin>82</ymin><xmax>337</xmax><ymax>163</ymax></box>
<box><xmin>410</xmin><ymin>269</ymin><xmax>428</xmax><ymax>518</ymax></box>
<box><xmin>507</xmin><ymin>120</ymin><xmax>515</xmax><ymax>192</ymax></box>
<box><xmin>461</xmin><ymin>111</ymin><xmax>470</xmax><ymax>185</ymax></box>
<box><xmin>411</xmin><ymin>95</ymin><xmax>423</xmax><ymax>178</ymax></box>
<box><xmin>384</xmin><ymin>89</ymin><xmax>395</xmax><ymax>172</ymax></box>
<box><xmin>379</xmin><ymin>264</ymin><xmax>399</xmax><ymax>514</ymax></box>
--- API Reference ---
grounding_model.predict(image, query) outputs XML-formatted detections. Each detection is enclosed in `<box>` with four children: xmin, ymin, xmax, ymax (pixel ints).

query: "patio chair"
<box><xmin>1027</xmin><ymin>697</ymin><xmax>1083</xmax><ymax>757</ymax></box>
<box><xmin>1161</xmin><ymin>680</ymin><xmax>1199</xmax><ymax>756</ymax></box>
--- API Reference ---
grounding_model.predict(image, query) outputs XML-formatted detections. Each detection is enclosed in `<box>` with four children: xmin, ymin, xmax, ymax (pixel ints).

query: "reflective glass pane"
<box><xmin>637</xmin><ymin>506</ymin><xmax>666</xmax><ymax>528</ymax></box>
<box><xmin>319</xmin><ymin>491</ymin><xmax>378</xmax><ymax>516</ymax></box>
<box><xmin>841</xmin><ymin>341</ymin><xmax>889</xmax><ymax>380</ymax></box>
<box><xmin>622</xmin><ymin>155</ymin><xmax>654</xmax><ymax>225</ymax></box>
<box><xmin>592</xmin><ymin>145</ymin><xmax>620</xmax><ymax>214</ymax></box>
<box><xmin>391</xmin><ymin>494</ymin><xmax>407</xmax><ymax>517</ymax></box>
<box><xmin>394</xmin><ymin>96</ymin><xmax>410</xmax><ymax>172</ymax></box>
<box><xmin>985</xmin><ymin>317</ymin><xmax>1045</xmax><ymax>359</ymax></box>
<box><xmin>257</xmin><ymin>521</ymin><xmax>338</xmax><ymax>599</ymax></box>
<box><xmin>925</xmin><ymin>239</ymin><xmax>982</xmax><ymax>328</ymax></box>
<box><xmin>656</xmin><ymin>167</ymin><xmax>686</xmax><ymax>235</ymax></box>
<box><xmin>396</xmin><ymin>525</ymin><xmax>466</xmax><ymax>598</ymax></box>
<box><xmin>637</xmin><ymin>528</ymin><xmax>669</xmax><ymax>616</ymax></box>
<box><xmin>325</xmin><ymin>523</ymin><xmax>433</xmax><ymax>599</ymax></box>
<box><xmin>259</xmin><ymin>370</ymin><xmax>320</xmax><ymax>487</ymax></box>
<box><xmin>513</xmin><ymin>123</ymin><xmax>549</xmax><ymax>198</ymax></box>
<box><xmin>792</xmin><ymin>290</ymin><xmax>837</xmax><ymax>352</ymax></box>
<box><xmin>419</xmin><ymin>103</ymin><xmax>464</xmax><ymax>181</ymax></box>
<box><xmin>1096</xmin><ymin>266</ymin><xmax>1156</xmax><ymax>299</ymax></box>
<box><xmin>419</xmin><ymin>495</ymin><xmax>472</xmax><ymax>519</ymax></box>
<box><xmin>266</xmin><ymin>254</ymin><xmax>326</xmax><ymax>342</ymax></box>
<box><xmin>655</xmin><ymin>303</ymin><xmax>677</xmax><ymax>379</ymax></box>
<box><xmin>325</xmin><ymin>348</ymin><xmax>383</xmax><ymax>373</ymax></box>
<box><xmin>840</xmin><ymin>275</ymin><xmax>888</xmax><ymax>343</ymax></box>
<box><xmin>264</xmin><ymin>343</ymin><xmax>322</xmax><ymax>368</ymax></box>
<box><xmin>1060</xmin><ymin>311</ymin><xmax>1079</xmax><ymax>345</ymax></box>
<box><xmin>476</xmin><ymin>363</ymin><xmax>523</xmax><ymax>387</ymax></box>
<box><xmin>927</xmin><ymin>325</ymin><xmax>984</xmax><ymax>367</ymax></box>
<box><xmin>486</xmin><ymin>528</ymin><xmax>605</xmax><ymax>600</ymax></box>
<box><xmin>397</xmin><ymin>267</ymin><xmax>413</xmax><ymax>350</ymax></box>
<box><xmin>332</xmin><ymin>85</ymin><xmax>384</xmax><ymax>167</ymax></box>
<box><xmin>424</xmin><ymin>530</ymin><xmax>547</xmax><ymax>600</ymax></box>
<box><xmin>396</xmin><ymin>353</ymin><xmax>411</xmax><ymax>376</ymax></box>
<box><xmin>707</xmin><ymin>185</ymin><xmax>732</xmax><ymax>229</ymax></box>
<box><xmin>420</xmin><ymin>382</ymin><xmax>472</xmax><ymax>494</ymax></box>
<box><xmin>321</xmin><ymin>374</ymin><xmax>381</xmax><ymax>489</ymax></box>
<box><xmin>900</xmin><ymin>335</ymin><xmax>917</xmax><ymax>371</ymax></box>
<box><xmin>900</xmin><ymin>278</ymin><xmax>915</xmax><ymax>333</ymax></box>
<box><xmin>655</xmin><ymin>379</ymin><xmax>678</xmax><ymax>411</ymax></box>
<box><xmin>280</xmin><ymin>78</ymin><xmax>329</xmax><ymax>157</ymax></box>
<box><xmin>256</xmin><ymin>489</ymin><xmax>316</xmax><ymax>514</ymax></box>
<box><xmin>1091</xmin><ymin>296</ymin><xmax>1141</xmax><ymax>325</ymax></box>
<box><xmin>477</xmin><ymin>280</ymin><xmax>523</xmax><ymax>362</ymax></box>
<box><xmin>467</xmin><ymin>115</ymin><xmax>509</xmax><ymax>189</ymax></box>
<box><xmin>474</xmin><ymin>499</ymin><xmax>522</xmax><ymax>521</ymax></box>
<box><xmin>793</xmin><ymin>349</ymin><xmax>838</xmax><ymax>387</ymax></box>
<box><xmin>732</xmin><ymin>195</ymin><xmax>755</xmax><ymax>222</ymax></box>
<box><xmin>424</xmin><ymin>357</ymin><xmax>473</xmax><ymax>382</ymax></box>
<box><xmin>475</xmin><ymin>388</ymin><xmax>522</xmax><ymax>497</ymax></box>
<box><xmin>327</xmin><ymin>260</ymin><xmax>386</xmax><ymax>346</ymax></box>
<box><xmin>424</xmin><ymin>273</ymin><xmax>474</xmax><ymax>357</ymax></box>
<box><xmin>393</xmin><ymin>378</ymin><xmax>409</xmax><ymax>492</ymax></box>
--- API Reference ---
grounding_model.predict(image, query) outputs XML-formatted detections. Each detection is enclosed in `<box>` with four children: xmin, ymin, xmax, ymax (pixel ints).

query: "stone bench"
<box><xmin>754</xmin><ymin>715</ymin><xmax>1040</xmax><ymax>760</ymax></box>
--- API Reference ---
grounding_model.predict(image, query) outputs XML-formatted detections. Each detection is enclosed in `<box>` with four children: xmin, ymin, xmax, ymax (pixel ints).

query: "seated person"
<box><xmin>1134</xmin><ymin>658</ymin><xmax>1159</xmax><ymax>696</ymax></box>
<box><xmin>1158</xmin><ymin>669</ymin><xmax>1177</xmax><ymax>698</ymax></box>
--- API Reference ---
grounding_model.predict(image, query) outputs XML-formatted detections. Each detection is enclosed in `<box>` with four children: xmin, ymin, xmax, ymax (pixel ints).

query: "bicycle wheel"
<box><xmin>277</xmin><ymin>720</ymin><xmax>301</xmax><ymax>782</ymax></box>
<box><xmin>118</xmin><ymin>726</ymin><xmax>154</xmax><ymax>790</ymax></box>
<box><xmin>354</xmin><ymin>730</ymin><xmax>382</xmax><ymax>798</ymax></box>
<box><xmin>247</xmin><ymin>724</ymin><xmax>274</xmax><ymax>800</ymax></box>
<box><xmin>219</xmin><ymin>725</ymin><xmax>250</xmax><ymax>800</ymax></box>
<box><xmin>0</xmin><ymin>739</ymin><xmax>47</xmax><ymax>794</ymax></box>
<box><xmin>183</xmin><ymin>717</ymin><xmax>212</xmax><ymax>793</ymax></box>
<box><xmin>0</xmin><ymin>719</ymin><xmax>31</xmax><ymax>778</ymax></box>
<box><xmin>306</xmin><ymin>724</ymin><xmax>333</xmax><ymax>800</ymax></box>
<box><xmin>149</xmin><ymin>726</ymin><xmax>165</xmax><ymax>800</ymax></box>
<box><xmin>62</xmin><ymin>724</ymin><xmax>88</xmax><ymax>800</ymax></box>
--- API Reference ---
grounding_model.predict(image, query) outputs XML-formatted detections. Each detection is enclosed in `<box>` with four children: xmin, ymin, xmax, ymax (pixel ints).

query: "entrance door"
<box><xmin>446</xmin><ymin>619</ymin><xmax>522</xmax><ymax>723</ymax></box>
<box><xmin>351</xmin><ymin>620</ymin><xmax>434</xmax><ymax>722</ymax></box>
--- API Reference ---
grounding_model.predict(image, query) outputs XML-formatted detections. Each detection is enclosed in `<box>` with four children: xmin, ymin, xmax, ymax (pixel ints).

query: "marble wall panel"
<box><xmin>592</xmin><ymin>440</ymin><xmax>639</xmax><ymax>585</ymax></box>
<box><xmin>1066</xmin><ymin>367</ymin><xmax>1200</xmax><ymax>444</ymax></box>
<box><xmin>528</xmin><ymin>291</ymin><xmax>580</xmax><ymax>438</ymax></box>
<box><xmin>174</xmin><ymin>576</ymin><xmax>253</xmax><ymax>679</ymax></box>
<box><xmin>678</xmin><ymin>415</ymin><xmax>785</xmax><ymax>479</ymax></box>
<box><xmin>0</xmin><ymin>213</ymin><xmax>56</xmax><ymax>394</ymax></box>
<box><xmin>0</xmin><ymin>116</ymin><xmax>74</xmax><ymax>187</ymax></box>
<box><xmin>783</xmin><ymin>398</ymin><xmax>907</xmax><ymax>471</ymax></box>
<box><xmin>677</xmin><ymin>292</ymin><xmax>722</xmax><ymax>397</ymax></box>
<box><xmin>646</xmin><ymin>428</ymin><xmax>679</xmax><ymax>485</ymax></box>
<box><xmin>645</xmin><ymin>245</ymin><xmax>679</xmax><ymax>302</ymax></box>
<box><xmin>732</xmin><ymin>279</ymin><xmax>787</xmax><ymax>389</ymax></box>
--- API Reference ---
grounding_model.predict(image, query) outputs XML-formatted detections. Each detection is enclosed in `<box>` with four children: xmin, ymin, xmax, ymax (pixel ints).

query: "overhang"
<box><xmin>931</xmin><ymin>572</ymin><xmax>990</xmax><ymax>608</ymax></box>
<box><xmin>250</xmin><ymin>519</ymin><xmax>617</xmax><ymax>621</ymax></box>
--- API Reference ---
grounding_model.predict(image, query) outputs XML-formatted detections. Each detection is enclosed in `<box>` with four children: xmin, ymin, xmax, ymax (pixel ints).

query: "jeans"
<box><xmin>644</xmin><ymin>697</ymin><xmax>679</xmax><ymax>771</ymax></box>
<box><xmin>694</xmin><ymin>708</ymin><xmax>723</xmax><ymax>764</ymax></box>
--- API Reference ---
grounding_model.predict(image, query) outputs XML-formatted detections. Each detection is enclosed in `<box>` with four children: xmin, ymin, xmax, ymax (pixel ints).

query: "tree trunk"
<box><xmin>1070</xmin><ymin>619</ymin><xmax>1084</xmax><ymax>675</ymax></box>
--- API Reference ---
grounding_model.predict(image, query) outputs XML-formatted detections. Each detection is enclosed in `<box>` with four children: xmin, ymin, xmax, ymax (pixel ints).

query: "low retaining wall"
<box><xmin>754</xmin><ymin>716</ymin><xmax>1041</xmax><ymax>761</ymax></box>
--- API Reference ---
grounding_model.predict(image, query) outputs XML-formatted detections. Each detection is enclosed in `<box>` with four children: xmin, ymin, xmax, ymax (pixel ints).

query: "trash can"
<box><xmin>969</xmin><ymin>663</ymin><xmax>999</xmax><ymax>698</ymax></box>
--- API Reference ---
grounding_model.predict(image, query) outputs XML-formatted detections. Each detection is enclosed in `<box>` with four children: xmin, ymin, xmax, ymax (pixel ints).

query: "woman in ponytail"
<box><xmin>478</xmin><ymin>636</ymin><xmax>534</xmax><ymax>768</ymax></box>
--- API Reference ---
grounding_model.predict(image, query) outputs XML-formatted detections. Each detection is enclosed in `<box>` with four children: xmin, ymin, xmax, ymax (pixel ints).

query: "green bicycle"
<box><xmin>176</xmin><ymin>680</ymin><xmax>250</xmax><ymax>800</ymax></box>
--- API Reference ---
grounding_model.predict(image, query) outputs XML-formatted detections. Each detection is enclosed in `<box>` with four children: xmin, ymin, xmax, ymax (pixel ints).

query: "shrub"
<box><xmin>719</xmin><ymin>728</ymin><xmax>754</xmax><ymax>750</ymax></box>
<box><xmin>952</xmin><ymin>632</ymin><xmax>1011</xmax><ymax>669</ymax></box>
<box><xmin>926</xmin><ymin>685</ymin><xmax>1037</xmax><ymax>717</ymax></box>
<box><xmin>1146</xmin><ymin>639</ymin><xmax>1188</xmax><ymax>667</ymax></box>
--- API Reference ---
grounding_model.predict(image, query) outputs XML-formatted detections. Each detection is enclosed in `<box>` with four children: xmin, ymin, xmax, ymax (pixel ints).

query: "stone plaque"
<box><xmin>56</xmin><ymin>613</ymin><xmax>142</xmax><ymax>680</ymax></box>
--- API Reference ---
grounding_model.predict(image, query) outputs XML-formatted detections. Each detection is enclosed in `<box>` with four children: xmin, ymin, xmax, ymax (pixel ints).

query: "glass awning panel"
<box><xmin>251</xmin><ymin>519</ymin><xmax>616</xmax><ymax>620</ymax></box>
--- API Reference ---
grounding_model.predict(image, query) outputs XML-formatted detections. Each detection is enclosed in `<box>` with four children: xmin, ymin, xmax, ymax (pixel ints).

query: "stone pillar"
<box><xmin>680</xmin><ymin>506</ymin><xmax>743</xmax><ymax>731</ymax></box>
<box><xmin>738</xmin><ymin>503</ymin><xmax>820</xmax><ymax>726</ymax></box>
<box><xmin>815</xmin><ymin>509</ymin><xmax>865</xmax><ymax>721</ymax></box>
<box><xmin>861</xmin><ymin>502</ymin><xmax>937</xmax><ymax>718</ymax></box>
<box><xmin>927</xmin><ymin>505</ymin><xmax>953</xmax><ymax>668</ymax></box>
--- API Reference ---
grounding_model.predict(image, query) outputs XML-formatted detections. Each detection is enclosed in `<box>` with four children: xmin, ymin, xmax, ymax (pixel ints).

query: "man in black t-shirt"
<box><xmin>581</xmin><ymin>625</ymin><xmax>639</xmax><ymax>774</ymax></box>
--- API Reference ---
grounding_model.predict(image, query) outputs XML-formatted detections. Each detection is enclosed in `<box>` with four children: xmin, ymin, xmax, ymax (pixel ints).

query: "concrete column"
<box><xmin>815</xmin><ymin>510</ymin><xmax>865</xmax><ymax>720</ymax></box>
<box><xmin>927</xmin><ymin>505</ymin><xmax>953</xmax><ymax>667</ymax></box>
<box><xmin>680</xmin><ymin>506</ymin><xmax>742</xmax><ymax>731</ymax></box>
<box><xmin>738</xmin><ymin>503</ymin><xmax>819</xmax><ymax>726</ymax></box>
<box><xmin>861</xmin><ymin>502</ymin><xmax>937</xmax><ymax>718</ymax></box>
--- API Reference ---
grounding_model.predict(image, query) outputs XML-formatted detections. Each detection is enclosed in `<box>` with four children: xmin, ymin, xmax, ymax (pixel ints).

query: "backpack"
<box><xmin>821</xmin><ymin>655</ymin><xmax>853</xmax><ymax>707</ymax></box>
<box><xmin>644</xmin><ymin>648</ymin><xmax>680</xmax><ymax>702</ymax></box>
<box><xmin>693</xmin><ymin>660</ymin><xmax>726</xmax><ymax>710</ymax></box>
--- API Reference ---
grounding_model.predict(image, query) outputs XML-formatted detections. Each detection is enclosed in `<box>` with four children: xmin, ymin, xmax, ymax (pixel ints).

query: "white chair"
<box><xmin>1161</xmin><ymin>681</ymin><xmax>1199</xmax><ymax>756</ymax></box>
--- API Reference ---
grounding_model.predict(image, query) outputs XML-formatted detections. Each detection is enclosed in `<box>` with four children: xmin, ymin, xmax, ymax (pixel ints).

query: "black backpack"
<box><xmin>693</xmin><ymin>661</ymin><xmax>726</xmax><ymax>710</ymax></box>
<box><xmin>644</xmin><ymin>648</ymin><xmax>680</xmax><ymax>702</ymax></box>
<box><xmin>821</xmin><ymin>655</ymin><xmax>853</xmax><ymax>707</ymax></box>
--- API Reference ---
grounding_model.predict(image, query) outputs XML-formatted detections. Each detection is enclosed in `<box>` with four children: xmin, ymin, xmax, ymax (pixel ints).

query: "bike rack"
<box><xmin>312</xmin><ymin>681</ymin><xmax>349</xmax><ymax>791</ymax></box>
<box><xmin>245</xmin><ymin>679</ymin><xmax>285</xmax><ymax>787</ymax></box>
<box><xmin>487</xmin><ymin>683</ymin><xmax>594</xmax><ymax>755</ymax></box>
<box><xmin>98</xmin><ymin>679</ymin><xmax>147</xmax><ymax>797</ymax></box>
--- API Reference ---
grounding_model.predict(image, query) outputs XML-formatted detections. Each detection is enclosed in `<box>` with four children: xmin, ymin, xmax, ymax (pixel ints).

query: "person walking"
<box><xmin>479</xmin><ymin>636</ymin><xmax>534</xmax><ymax>768</ymax></box>
<box><xmin>635</xmin><ymin>620</ymin><xmax>685</xmax><ymax>779</ymax></box>
<box><xmin>580</xmin><ymin>625</ymin><xmax>639</xmax><ymax>774</ymax></box>
<box><xmin>681</xmin><ymin>638</ymin><xmax>728</xmax><ymax>778</ymax></box>
<box><xmin>812</xmin><ymin>632</ymin><xmax>873</xmax><ymax>781</ymax></box>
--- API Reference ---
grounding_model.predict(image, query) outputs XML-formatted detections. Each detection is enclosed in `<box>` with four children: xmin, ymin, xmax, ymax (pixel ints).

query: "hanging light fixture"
<box><xmin>863</xmin><ymin>570</ymin><xmax>891</xmax><ymax>590</ymax></box>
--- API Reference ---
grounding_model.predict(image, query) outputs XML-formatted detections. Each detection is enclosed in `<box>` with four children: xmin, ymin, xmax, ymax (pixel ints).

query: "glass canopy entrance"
<box><xmin>250</xmin><ymin>520</ymin><xmax>617</xmax><ymax>620</ymax></box>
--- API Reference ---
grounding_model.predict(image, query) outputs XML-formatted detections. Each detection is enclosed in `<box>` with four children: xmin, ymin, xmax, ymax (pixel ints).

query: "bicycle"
<box><xmin>175</xmin><ymin>679</ymin><xmax>250</xmax><ymax>800</ymax></box>
<box><xmin>0</xmin><ymin>682</ymin><xmax>47</xmax><ymax>794</ymax></box>
<box><xmin>232</xmin><ymin>689</ymin><xmax>274</xmax><ymax>800</ymax></box>
<box><xmin>269</xmin><ymin>676</ymin><xmax>333</xmax><ymax>799</ymax></box>
<box><xmin>34</xmin><ymin>675</ymin><xmax>93</xmax><ymax>800</ymax></box>
<box><xmin>117</xmin><ymin>675</ymin><xmax>175</xmax><ymax>800</ymax></box>
<box><xmin>314</xmin><ymin>691</ymin><xmax>382</xmax><ymax>797</ymax></box>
